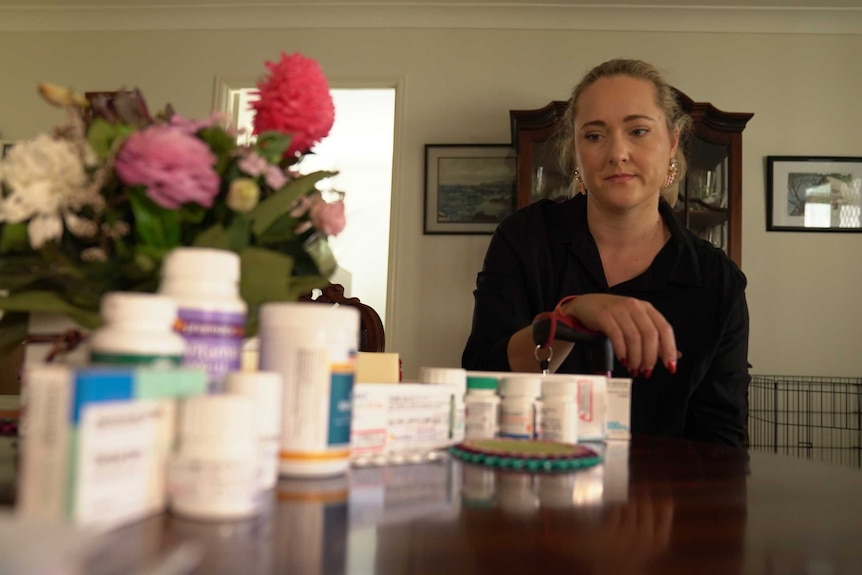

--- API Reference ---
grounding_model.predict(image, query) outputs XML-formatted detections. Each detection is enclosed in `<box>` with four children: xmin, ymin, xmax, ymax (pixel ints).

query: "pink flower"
<box><xmin>115</xmin><ymin>125</ymin><xmax>219</xmax><ymax>209</ymax></box>
<box><xmin>310</xmin><ymin>200</ymin><xmax>345</xmax><ymax>236</ymax></box>
<box><xmin>170</xmin><ymin>112</ymin><xmax>226</xmax><ymax>134</ymax></box>
<box><xmin>251</xmin><ymin>52</ymin><xmax>335</xmax><ymax>159</ymax></box>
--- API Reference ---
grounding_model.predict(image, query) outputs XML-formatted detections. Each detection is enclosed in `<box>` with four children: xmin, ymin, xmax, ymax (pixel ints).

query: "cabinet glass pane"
<box><xmin>530</xmin><ymin>138</ymin><xmax>569</xmax><ymax>204</ymax></box>
<box><xmin>675</xmin><ymin>137</ymin><xmax>730</xmax><ymax>253</ymax></box>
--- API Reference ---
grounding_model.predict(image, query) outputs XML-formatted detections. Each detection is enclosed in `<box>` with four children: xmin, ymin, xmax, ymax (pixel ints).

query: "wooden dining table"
<box><xmin>84</xmin><ymin>435</ymin><xmax>862</xmax><ymax>575</ymax></box>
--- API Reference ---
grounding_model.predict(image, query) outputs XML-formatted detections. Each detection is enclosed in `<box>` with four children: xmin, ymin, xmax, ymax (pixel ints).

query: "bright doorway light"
<box><xmin>226</xmin><ymin>86</ymin><xmax>395</xmax><ymax>325</ymax></box>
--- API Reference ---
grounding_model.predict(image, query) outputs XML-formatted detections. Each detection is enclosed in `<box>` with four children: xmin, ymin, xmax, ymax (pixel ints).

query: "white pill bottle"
<box><xmin>258</xmin><ymin>303</ymin><xmax>359</xmax><ymax>477</ymax></box>
<box><xmin>158</xmin><ymin>247</ymin><xmax>247</xmax><ymax>391</ymax></box>
<box><xmin>88</xmin><ymin>292</ymin><xmax>185</xmax><ymax>367</ymax></box>
<box><xmin>498</xmin><ymin>375</ymin><xmax>542</xmax><ymax>440</ymax></box>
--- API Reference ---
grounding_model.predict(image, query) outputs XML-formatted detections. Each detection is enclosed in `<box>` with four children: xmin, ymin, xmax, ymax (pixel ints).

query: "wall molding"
<box><xmin>1</xmin><ymin>3</ymin><xmax>861</xmax><ymax>34</ymax></box>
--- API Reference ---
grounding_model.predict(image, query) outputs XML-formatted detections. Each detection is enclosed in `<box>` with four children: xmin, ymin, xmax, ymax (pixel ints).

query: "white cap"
<box><xmin>420</xmin><ymin>367</ymin><xmax>467</xmax><ymax>394</ymax></box>
<box><xmin>100</xmin><ymin>292</ymin><xmax>177</xmax><ymax>326</ymax></box>
<box><xmin>224</xmin><ymin>371</ymin><xmax>283</xmax><ymax>439</ymax></box>
<box><xmin>161</xmin><ymin>247</ymin><xmax>241</xmax><ymax>284</ymax></box>
<box><xmin>177</xmin><ymin>395</ymin><xmax>256</xmax><ymax>457</ymax></box>
<box><xmin>259</xmin><ymin>302</ymin><xmax>359</xmax><ymax>334</ymax></box>
<box><xmin>498</xmin><ymin>375</ymin><xmax>542</xmax><ymax>398</ymax></box>
<box><xmin>541</xmin><ymin>378</ymin><xmax>578</xmax><ymax>398</ymax></box>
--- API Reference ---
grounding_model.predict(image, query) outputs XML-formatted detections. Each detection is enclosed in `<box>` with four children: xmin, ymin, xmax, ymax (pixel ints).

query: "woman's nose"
<box><xmin>607</xmin><ymin>134</ymin><xmax>630</xmax><ymax>164</ymax></box>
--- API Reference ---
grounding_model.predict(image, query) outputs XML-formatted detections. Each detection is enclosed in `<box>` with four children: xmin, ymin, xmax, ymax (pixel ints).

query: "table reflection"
<box><xmin>89</xmin><ymin>437</ymin><xmax>775</xmax><ymax>575</ymax></box>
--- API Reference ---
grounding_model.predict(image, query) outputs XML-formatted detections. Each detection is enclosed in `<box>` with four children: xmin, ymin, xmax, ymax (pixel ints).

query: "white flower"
<box><xmin>27</xmin><ymin>214</ymin><xmax>63</xmax><ymax>249</ymax></box>
<box><xmin>0</xmin><ymin>134</ymin><xmax>99</xmax><ymax>248</ymax></box>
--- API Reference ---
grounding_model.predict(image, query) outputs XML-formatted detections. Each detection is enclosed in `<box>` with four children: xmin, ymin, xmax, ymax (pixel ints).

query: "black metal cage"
<box><xmin>748</xmin><ymin>375</ymin><xmax>862</xmax><ymax>468</ymax></box>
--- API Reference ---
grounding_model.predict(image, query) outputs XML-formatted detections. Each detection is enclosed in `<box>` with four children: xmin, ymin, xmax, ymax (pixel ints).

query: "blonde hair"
<box><xmin>558</xmin><ymin>58</ymin><xmax>692</xmax><ymax>206</ymax></box>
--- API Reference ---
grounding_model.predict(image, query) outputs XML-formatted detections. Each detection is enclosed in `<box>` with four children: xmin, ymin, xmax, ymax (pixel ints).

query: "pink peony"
<box><xmin>309</xmin><ymin>199</ymin><xmax>346</xmax><ymax>236</ymax></box>
<box><xmin>251</xmin><ymin>52</ymin><xmax>335</xmax><ymax>159</ymax></box>
<box><xmin>115</xmin><ymin>125</ymin><xmax>220</xmax><ymax>209</ymax></box>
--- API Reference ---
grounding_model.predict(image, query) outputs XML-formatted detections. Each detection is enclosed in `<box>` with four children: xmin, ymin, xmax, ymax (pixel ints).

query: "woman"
<box><xmin>462</xmin><ymin>59</ymin><xmax>750</xmax><ymax>446</ymax></box>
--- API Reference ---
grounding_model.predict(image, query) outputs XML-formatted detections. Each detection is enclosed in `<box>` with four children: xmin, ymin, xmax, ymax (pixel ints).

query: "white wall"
<box><xmin>1</xmin><ymin>8</ymin><xmax>861</xmax><ymax>380</ymax></box>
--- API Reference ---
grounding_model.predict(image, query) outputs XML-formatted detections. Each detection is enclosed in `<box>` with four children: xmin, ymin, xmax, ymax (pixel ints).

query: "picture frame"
<box><xmin>424</xmin><ymin>144</ymin><xmax>517</xmax><ymax>234</ymax></box>
<box><xmin>766</xmin><ymin>156</ymin><xmax>862</xmax><ymax>232</ymax></box>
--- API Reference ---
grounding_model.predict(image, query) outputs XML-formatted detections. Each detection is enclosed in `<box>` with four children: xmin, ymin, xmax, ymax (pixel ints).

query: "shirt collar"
<box><xmin>552</xmin><ymin>193</ymin><xmax>702</xmax><ymax>287</ymax></box>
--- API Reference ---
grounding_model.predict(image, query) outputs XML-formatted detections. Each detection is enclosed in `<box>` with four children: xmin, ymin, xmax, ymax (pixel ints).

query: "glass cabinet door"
<box><xmin>675</xmin><ymin>136</ymin><xmax>730</xmax><ymax>252</ymax></box>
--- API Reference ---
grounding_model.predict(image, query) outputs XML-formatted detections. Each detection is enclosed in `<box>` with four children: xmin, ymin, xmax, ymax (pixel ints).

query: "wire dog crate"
<box><xmin>748</xmin><ymin>375</ymin><xmax>862</xmax><ymax>468</ymax></box>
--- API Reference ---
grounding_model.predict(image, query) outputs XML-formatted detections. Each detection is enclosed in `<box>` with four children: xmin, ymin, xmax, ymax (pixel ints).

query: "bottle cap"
<box><xmin>420</xmin><ymin>367</ymin><xmax>467</xmax><ymax>393</ymax></box>
<box><xmin>498</xmin><ymin>376</ymin><xmax>542</xmax><ymax>398</ymax></box>
<box><xmin>100</xmin><ymin>292</ymin><xmax>178</xmax><ymax>326</ymax></box>
<box><xmin>161</xmin><ymin>247</ymin><xmax>241</xmax><ymax>284</ymax></box>
<box><xmin>177</xmin><ymin>395</ymin><xmax>256</xmax><ymax>456</ymax></box>
<box><xmin>259</xmin><ymin>302</ymin><xmax>360</xmax><ymax>334</ymax></box>
<box><xmin>224</xmin><ymin>371</ymin><xmax>283</xmax><ymax>438</ymax></box>
<box><xmin>467</xmin><ymin>376</ymin><xmax>498</xmax><ymax>391</ymax></box>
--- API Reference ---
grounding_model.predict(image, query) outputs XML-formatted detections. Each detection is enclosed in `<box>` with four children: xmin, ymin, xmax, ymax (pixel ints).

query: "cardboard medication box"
<box><xmin>351</xmin><ymin>383</ymin><xmax>453</xmax><ymax>457</ymax></box>
<box><xmin>17</xmin><ymin>365</ymin><xmax>207</xmax><ymax>531</ymax></box>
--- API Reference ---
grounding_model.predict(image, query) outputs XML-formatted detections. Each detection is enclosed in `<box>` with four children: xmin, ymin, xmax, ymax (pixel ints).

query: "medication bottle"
<box><xmin>538</xmin><ymin>378</ymin><xmax>579</xmax><ymax>443</ymax></box>
<box><xmin>573</xmin><ymin>375</ymin><xmax>608</xmax><ymax>441</ymax></box>
<box><xmin>225</xmin><ymin>371</ymin><xmax>283</xmax><ymax>491</ymax></box>
<box><xmin>464</xmin><ymin>375</ymin><xmax>500</xmax><ymax>440</ymax></box>
<box><xmin>498</xmin><ymin>375</ymin><xmax>541</xmax><ymax>440</ymax></box>
<box><xmin>168</xmin><ymin>395</ymin><xmax>259</xmax><ymax>521</ymax></box>
<box><xmin>258</xmin><ymin>303</ymin><xmax>359</xmax><ymax>477</ymax></box>
<box><xmin>158</xmin><ymin>247</ymin><xmax>247</xmax><ymax>391</ymax></box>
<box><xmin>420</xmin><ymin>367</ymin><xmax>467</xmax><ymax>442</ymax></box>
<box><xmin>88</xmin><ymin>292</ymin><xmax>185</xmax><ymax>367</ymax></box>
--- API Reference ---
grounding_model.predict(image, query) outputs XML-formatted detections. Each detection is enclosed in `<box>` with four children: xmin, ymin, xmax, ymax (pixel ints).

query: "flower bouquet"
<box><xmin>0</xmin><ymin>52</ymin><xmax>345</xmax><ymax>353</ymax></box>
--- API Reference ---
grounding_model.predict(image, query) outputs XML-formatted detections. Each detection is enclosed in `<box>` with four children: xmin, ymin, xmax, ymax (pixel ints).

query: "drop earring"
<box><xmin>573</xmin><ymin>167</ymin><xmax>587</xmax><ymax>195</ymax></box>
<box><xmin>662</xmin><ymin>159</ymin><xmax>678</xmax><ymax>189</ymax></box>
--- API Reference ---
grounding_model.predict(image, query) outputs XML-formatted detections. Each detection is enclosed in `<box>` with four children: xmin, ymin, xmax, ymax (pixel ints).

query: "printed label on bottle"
<box><xmin>327</xmin><ymin>365</ymin><xmax>354</xmax><ymax>447</ymax></box>
<box><xmin>465</xmin><ymin>400</ymin><xmax>499</xmax><ymax>440</ymax></box>
<box><xmin>90</xmin><ymin>352</ymin><xmax>182</xmax><ymax>367</ymax></box>
<box><xmin>174</xmin><ymin>308</ymin><xmax>245</xmax><ymax>388</ymax></box>
<box><xmin>499</xmin><ymin>402</ymin><xmax>535</xmax><ymax>439</ymax></box>
<box><xmin>578</xmin><ymin>380</ymin><xmax>594</xmax><ymax>423</ymax></box>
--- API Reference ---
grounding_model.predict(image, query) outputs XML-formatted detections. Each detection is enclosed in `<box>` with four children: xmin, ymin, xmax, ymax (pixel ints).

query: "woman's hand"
<box><xmin>560</xmin><ymin>294</ymin><xmax>678</xmax><ymax>377</ymax></box>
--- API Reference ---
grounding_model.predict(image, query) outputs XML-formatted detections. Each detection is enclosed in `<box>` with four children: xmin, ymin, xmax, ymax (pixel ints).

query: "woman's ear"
<box><xmin>669</xmin><ymin>126</ymin><xmax>680</xmax><ymax>158</ymax></box>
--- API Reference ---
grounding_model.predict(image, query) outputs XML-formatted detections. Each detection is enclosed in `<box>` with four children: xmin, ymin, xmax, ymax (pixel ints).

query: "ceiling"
<box><xmin>1</xmin><ymin>0</ymin><xmax>861</xmax><ymax>7</ymax></box>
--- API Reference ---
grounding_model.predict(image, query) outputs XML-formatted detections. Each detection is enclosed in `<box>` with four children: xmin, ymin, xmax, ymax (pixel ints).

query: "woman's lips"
<box><xmin>606</xmin><ymin>173</ymin><xmax>635</xmax><ymax>183</ymax></box>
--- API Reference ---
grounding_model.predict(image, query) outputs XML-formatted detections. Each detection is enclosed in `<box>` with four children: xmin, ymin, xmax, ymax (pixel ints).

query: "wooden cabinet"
<box><xmin>509</xmin><ymin>91</ymin><xmax>753</xmax><ymax>266</ymax></box>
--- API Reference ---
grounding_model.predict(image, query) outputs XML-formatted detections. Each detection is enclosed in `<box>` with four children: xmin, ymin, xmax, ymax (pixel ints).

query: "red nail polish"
<box><xmin>620</xmin><ymin>357</ymin><xmax>628</xmax><ymax>368</ymax></box>
<box><xmin>643</xmin><ymin>368</ymin><xmax>652</xmax><ymax>379</ymax></box>
<box><xmin>629</xmin><ymin>368</ymin><xmax>639</xmax><ymax>378</ymax></box>
<box><xmin>667</xmin><ymin>360</ymin><xmax>677</xmax><ymax>374</ymax></box>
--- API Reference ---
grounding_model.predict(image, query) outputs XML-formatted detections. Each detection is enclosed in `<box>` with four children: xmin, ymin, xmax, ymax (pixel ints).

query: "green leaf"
<box><xmin>87</xmin><ymin>118</ymin><xmax>135</xmax><ymax>161</ymax></box>
<box><xmin>254</xmin><ymin>131</ymin><xmax>293</xmax><ymax>165</ymax></box>
<box><xmin>238</xmin><ymin>247</ymin><xmax>294</xmax><ymax>308</ymax></box>
<box><xmin>0</xmin><ymin>255</ymin><xmax>51</xmax><ymax>291</ymax></box>
<box><xmin>254</xmin><ymin>212</ymin><xmax>299</xmax><ymax>246</ymax></box>
<box><xmin>224</xmin><ymin>215</ymin><xmax>251</xmax><ymax>252</ymax></box>
<box><xmin>197</xmin><ymin>127</ymin><xmax>238</xmax><ymax>174</ymax></box>
<box><xmin>0</xmin><ymin>223</ymin><xmax>31</xmax><ymax>253</ymax></box>
<box><xmin>0</xmin><ymin>291</ymin><xmax>101</xmax><ymax>329</ymax></box>
<box><xmin>248</xmin><ymin>171</ymin><xmax>336</xmax><ymax>236</ymax></box>
<box><xmin>192</xmin><ymin>224</ymin><xmax>232</xmax><ymax>250</ymax></box>
<box><xmin>129</xmin><ymin>189</ymin><xmax>181</xmax><ymax>248</ymax></box>
<box><xmin>0</xmin><ymin>311</ymin><xmax>28</xmax><ymax>358</ymax></box>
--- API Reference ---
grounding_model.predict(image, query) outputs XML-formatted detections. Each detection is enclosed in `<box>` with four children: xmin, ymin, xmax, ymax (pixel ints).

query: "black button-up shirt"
<box><xmin>462</xmin><ymin>193</ymin><xmax>750</xmax><ymax>446</ymax></box>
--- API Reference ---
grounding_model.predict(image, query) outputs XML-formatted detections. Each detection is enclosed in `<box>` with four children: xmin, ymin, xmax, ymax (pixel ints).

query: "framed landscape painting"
<box><xmin>766</xmin><ymin>156</ymin><xmax>862</xmax><ymax>232</ymax></box>
<box><xmin>424</xmin><ymin>144</ymin><xmax>517</xmax><ymax>234</ymax></box>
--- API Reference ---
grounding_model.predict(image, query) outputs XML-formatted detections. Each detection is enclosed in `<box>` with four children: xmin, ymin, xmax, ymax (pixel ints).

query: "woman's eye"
<box><xmin>631</xmin><ymin>128</ymin><xmax>649</xmax><ymax>137</ymax></box>
<box><xmin>584</xmin><ymin>133</ymin><xmax>602</xmax><ymax>142</ymax></box>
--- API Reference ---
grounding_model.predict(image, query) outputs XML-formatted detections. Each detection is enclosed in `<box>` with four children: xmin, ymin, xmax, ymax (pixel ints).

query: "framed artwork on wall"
<box><xmin>424</xmin><ymin>144</ymin><xmax>517</xmax><ymax>234</ymax></box>
<box><xmin>766</xmin><ymin>156</ymin><xmax>862</xmax><ymax>232</ymax></box>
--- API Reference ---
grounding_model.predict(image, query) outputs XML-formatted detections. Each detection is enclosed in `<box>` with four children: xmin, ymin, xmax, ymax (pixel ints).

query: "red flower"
<box><xmin>251</xmin><ymin>52</ymin><xmax>335</xmax><ymax>159</ymax></box>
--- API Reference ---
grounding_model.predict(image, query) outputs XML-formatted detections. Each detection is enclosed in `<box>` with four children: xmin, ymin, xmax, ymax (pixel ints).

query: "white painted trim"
<box><xmin>384</xmin><ymin>76</ymin><xmax>406</xmax><ymax>350</ymax></box>
<box><xmin>1</xmin><ymin>4</ymin><xmax>861</xmax><ymax>35</ymax></box>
